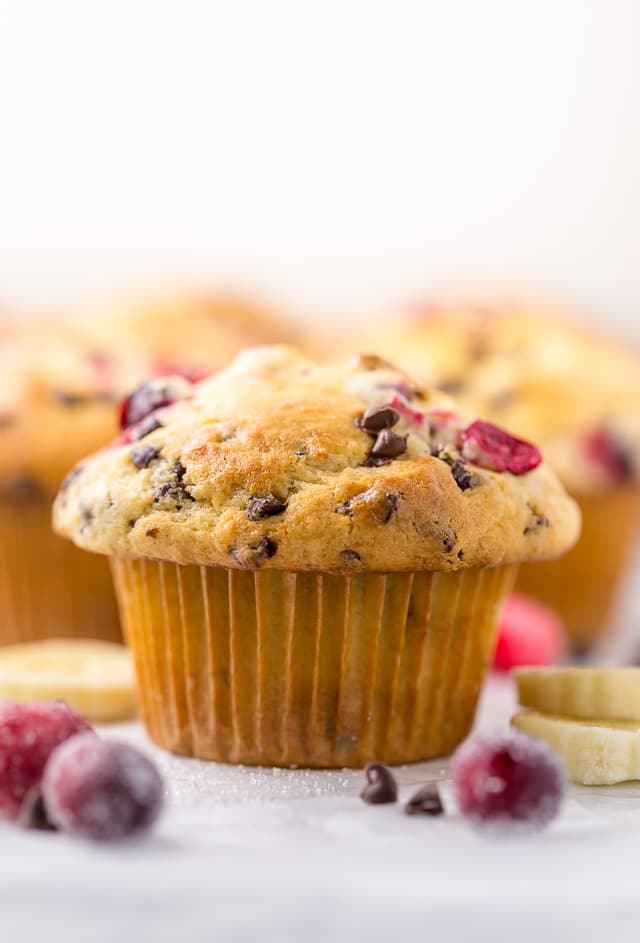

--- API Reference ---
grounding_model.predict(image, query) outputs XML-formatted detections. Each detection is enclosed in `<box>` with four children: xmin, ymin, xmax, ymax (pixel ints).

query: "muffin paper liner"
<box><xmin>112</xmin><ymin>559</ymin><xmax>516</xmax><ymax>767</ymax></box>
<box><xmin>516</xmin><ymin>487</ymin><xmax>640</xmax><ymax>650</ymax></box>
<box><xmin>0</xmin><ymin>498</ymin><xmax>122</xmax><ymax>646</ymax></box>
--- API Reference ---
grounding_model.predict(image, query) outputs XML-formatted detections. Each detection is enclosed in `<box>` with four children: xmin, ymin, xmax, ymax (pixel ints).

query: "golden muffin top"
<box><xmin>341</xmin><ymin>302</ymin><xmax>640</xmax><ymax>496</ymax></box>
<box><xmin>53</xmin><ymin>346</ymin><xmax>580</xmax><ymax>572</ymax></box>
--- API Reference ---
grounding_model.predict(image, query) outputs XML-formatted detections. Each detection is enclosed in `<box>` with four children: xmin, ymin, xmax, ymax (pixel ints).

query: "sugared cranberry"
<box><xmin>42</xmin><ymin>735</ymin><xmax>164</xmax><ymax>841</ymax></box>
<box><xmin>583</xmin><ymin>428</ymin><xmax>632</xmax><ymax>482</ymax></box>
<box><xmin>0</xmin><ymin>702</ymin><xmax>93</xmax><ymax>819</ymax></box>
<box><xmin>493</xmin><ymin>593</ymin><xmax>565</xmax><ymax>671</ymax></box>
<box><xmin>452</xmin><ymin>731</ymin><xmax>564</xmax><ymax>831</ymax></box>
<box><xmin>460</xmin><ymin>420</ymin><xmax>542</xmax><ymax>475</ymax></box>
<box><xmin>119</xmin><ymin>375</ymin><xmax>193</xmax><ymax>430</ymax></box>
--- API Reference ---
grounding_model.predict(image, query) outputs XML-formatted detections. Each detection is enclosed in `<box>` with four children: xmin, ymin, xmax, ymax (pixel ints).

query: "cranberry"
<box><xmin>0</xmin><ymin>702</ymin><xmax>93</xmax><ymax>819</ymax></box>
<box><xmin>119</xmin><ymin>375</ymin><xmax>193</xmax><ymax>430</ymax></box>
<box><xmin>460</xmin><ymin>420</ymin><xmax>542</xmax><ymax>475</ymax></box>
<box><xmin>388</xmin><ymin>394</ymin><xmax>426</xmax><ymax>426</ymax></box>
<box><xmin>583</xmin><ymin>428</ymin><xmax>632</xmax><ymax>482</ymax></box>
<box><xmin>452</xmin><ymin>731</ymin><xmax>564</xmax><ymax>831</ymax></box>
<box><xmin>493</xmin><ymin>593</ymin><xmax>565</xmax><ymax>671</ymax></box>
<box><xmin>42</xmin><ymin>735</ymin><xmax>164</xmax><ymax>841</ymax></box>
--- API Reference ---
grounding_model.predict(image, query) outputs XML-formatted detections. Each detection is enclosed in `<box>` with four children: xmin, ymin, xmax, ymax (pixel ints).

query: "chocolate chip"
<box><xmin>370</xmin><ymin>429</ymin><xmax>408</xmax><ymax>459</ymax></box>
<box><xmin>128</xmin><ymin>519</ymin><xmax>136</xmax><ymax>528</ymax></box>
<box><xmin>130</xmin><ymin>446</ymin><xmax>160</xmax><ymax>469</ymax></box>
<box><xmin>336</xmin><ymin>498</ymin><xmax>354</xmax><ymax>516</ymax></box>
<box><xmin>132</xmin><ymin>415</ymin><xmax>163</xmax><ymax>441</ymax></box>
<box><xmin>247</xmin><ymin>495</ymin><xmax>287</xmax><ymax>521</ymax></box>
<box><xmin>173</xmin><ymin>460</ymin><xmax>187</xmax><ymax>481</ymax></box>
<box><xmin>404</xmin><ymin>783</ymin><xmax>444</xmax><ymax>816</ymax></box>
<box><xmin>17</xmin><ymin>786</ymin><xmax>56</xmax><ymax>831</ymax></box>
<box><xmin>360</xmin><ymin>762</ymin><xmax>398</xmax><ymax>804</ymax></box>
<box><xmin>356</xmin><ymin>405</ymin><xmax>400</xmax><ymax>434</ymax></box>
<box><xmin>340</xmin><ymin>549</ymin><xmax>362</xmax><ymax>564</ymax></box>
<box><xmin>145</xmin><ymin>527</ymin><xmax>159</xmax><ymax>538</ymax></box>
<box><xmin>120</xmin><ymin>375</ymin><xmax>192</xmax><ymax>430</ymax></box>
<box><xmin>79</xmin><ymin>504</ymin><xmax>94</xmax><ymax>531</ymax></box>
<box><xmin>450</xmin><ymin>460</ymin><xmax>474</xmax><ymax>491</ymax></box>
<box><xmin>442</xmin><ymin>528</ymin><xmax>456</xmax><ymax>553</ymax></box>
<box><xmin>230</xmin><ymin>537</ymin><xmax>278</xmax><ymax>567</ymax></box>
<box><xmin>154</xmin><ymin>481</ymin><xmax>195</xmax><ymax>507</ymax></box>
<box><xmin>523</xmin><ymin>512</ymin><xmax>550</xmax><ymax>535</ymax></box>
<box><xmin>380</xmin><ymin>492</ymin><xmax>400</xmax><ymax>523</ymax></box>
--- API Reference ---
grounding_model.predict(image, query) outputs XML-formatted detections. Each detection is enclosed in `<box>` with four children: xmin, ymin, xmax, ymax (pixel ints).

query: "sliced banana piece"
<box><xmin>515</xmin><ymin>667</ymin><xmax>640</xmax><ymax>722</ymax></box>
<box><xmin>512</xmin><ymin>710</ymin><xmax>640</xmax><ymax>785</ymax></box>
<box><xmin>0</xmin><ymin>639</ymin><xmax>136</xmax><ymax>723</ymax></box>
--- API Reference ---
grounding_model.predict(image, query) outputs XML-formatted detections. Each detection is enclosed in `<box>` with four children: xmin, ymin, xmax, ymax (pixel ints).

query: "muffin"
<box><xmin>53</xmin><ymin>347</ymin><xmax>579</xmax><ymax>767</ymax></box>
<box><xmin>82</xmin><ymin>291</ymin><xmax>297</xmax><ymax>380</ymax></box>
<box><xmin>0</xmin><ymin>318</ymin><xmax>149</xmax><ymax>645</ymax></box>
<box><xmin>341</xmin><ymin>301</ymin><xmax>640</xmax><ymax>649</ymax></box>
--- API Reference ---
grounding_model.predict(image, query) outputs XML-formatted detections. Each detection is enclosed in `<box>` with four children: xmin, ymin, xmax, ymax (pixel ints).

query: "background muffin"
<box><xmin>54</xmin><ymin>346</ymin><xmax>579</xmax><ymax>767</ymax></box>
<box><xmin>340</xmin><ymin>301</ymin><xmax>640</xmax><ymax>649</ymax></box>
<box><xmin>80</xmin><ymin>291</ymin><xmax>298</xmax><ymax>380</ymax></box>
<box><xmin>0</xmin><ymin>318</ymin><xmax>145</xmax><ymax>644</ymax></box>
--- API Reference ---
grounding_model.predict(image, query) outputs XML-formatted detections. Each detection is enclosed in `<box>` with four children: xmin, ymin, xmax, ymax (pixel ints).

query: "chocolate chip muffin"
<box><xmin>342</xmin><ymin>301</ymin><xmax>640</xmax><ymax>650</ymax></box>
<box><xmin>0</xmin><ymin>318</ymin><xmax>147</xmax><ymax>645</ymax></box>
<box><xmin>54</xmin><ymin>346</ymin><xmax>579</xmax><ymax>767</ymax></box>
<box><xmin>82</xmin><ymin>291</ymin><xmax>296</xmax><ymax>381</ymax></box>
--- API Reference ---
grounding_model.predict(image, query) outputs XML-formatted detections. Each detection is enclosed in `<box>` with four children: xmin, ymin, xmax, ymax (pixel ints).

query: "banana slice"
<box><xmin>0</xmin><ymin>639</ymin><xmax>136</xmax><ymax>723</ymax></box>
<box><xmin>512</xmin><ymin>710</ymin><xmax>640</xmax><ymax>785</ymax></box>
<box><xmin>515</xmin><ymin>667</ymin><xmax>640</xmax><ymax>722</ymax></box>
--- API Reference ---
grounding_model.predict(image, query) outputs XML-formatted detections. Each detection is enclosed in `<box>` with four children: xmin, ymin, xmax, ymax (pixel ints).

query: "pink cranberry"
<box><xmin>0</xmin><ymin>702</ymin><xmax>93</xmax><ymax>820</ymax></box>
<box><xmin>42</xmin><ymin>735</ymin><xmax>164</xmax><ymax>841</ymax></box>
<box><xmin>583</xmin><ymin>428</ymin><xmax>631</xmax><ymax>482</ymax></box>
<box><xmin>452</xmin><ymin>731</ymin><xmax>565</xmax><ymax>831</ymax></box>
<box><xmin>119</xmin><ymin>375</ymin><xmax>193</xmax><ymax>430</ymax></box>
<box><xmin>388</xmin><ymin>394</ymin><xmax>426</xmax><ymax>426</ymax></box>
<box><xmin>493</xmin><ymin>593</ymin><xmax>565</xmax><ymax>671</ymax></box>
<box><xmin>460</xmin><ymin>420</ymin><xmax>542</xmax><ymax>474</ymax></box>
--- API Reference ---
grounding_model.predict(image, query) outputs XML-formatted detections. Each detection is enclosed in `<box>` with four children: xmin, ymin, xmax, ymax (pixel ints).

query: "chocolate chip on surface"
<box><xmin>340</xmin><ymin>549</ymin><xmax>362</xmax><ymax>564</ymax></box>
<box><xmin>230</xmin><ymin>537</ymin><xmax>278</xmax><ymax>567</ymax></box>
<box><xmin>442</xmin><ymin>528</ymin><xmax>457</xmax><ymax>553</ymax></box>
<box><xmin>132</xmin><ymin>415</ymin><xmax>163</xmax><ymax>441</ymax></box>
<box><xmin>523</xmin><ymin>511</ymin><xmax>550</xmax><ymax>535</ymax></box>
<box><xmin>130</xmin><ymin>446</ymin><xmax>160</xmax><ymax>470</ymax></box>
<box><xmin>154</xmin><ymin>481</ymin><xmax>195</xmax><ymax>507</ymax></box>
<box><xmin>360</xmin><ymin>762</ymin><xmax>398</xmax><ymax>804</ymax></box>
<box><xmin>356</xmin><ymin>405</ymin><xmax>400</xmax><ymax>434</ymax></box>
<box><xmin>247</xmin><ymin>495</ymin><xmax>287</xmax><ymax>521</ymax></box>
<box><xmin>79</xmin><ymin>504</ymin><xmax>94</xmax><ymax>531</ymax></box>
<box><xmin>450</xmin><ymin>460</ymin><xmax>474</xmax><ymax>492</ymax></box>
<box><xmin>380</xmin><ymin>491</ymin><xmax>400</xmax><ymax>523</ymax></box>
<box><xmin>145</xmin><ymin>527</ymin><xmax>159</xmax><ymax>538</ymax></box>
<box><xmin>172</xmin><ymin>460</ymin><xmax>187</xmax><ymax>481</ymax></box>
<box><xmin>370</xmin><ymin>429</ymin><xmax>408</xmax><ymax>459</ymax></box>
<box><xmin>405</xmin><ymin>783</ymin><xmax>444</xmax><ymax>816</ymax></box>
<box><xmin>336</xmin><ymin>497</ymin><xmax>355</xmax><ymax>516</ymax></box>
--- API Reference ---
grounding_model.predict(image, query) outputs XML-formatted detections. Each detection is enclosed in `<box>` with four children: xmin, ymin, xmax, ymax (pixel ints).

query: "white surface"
<box><xmin>3</xmin><ymin>671</ymin><xmax>640</xmax><ymax>943</ymax></box>
<box><xmin>0</xmin><ymin>1</ymin><xmax>639</xmax><ymax>336</ymax></box>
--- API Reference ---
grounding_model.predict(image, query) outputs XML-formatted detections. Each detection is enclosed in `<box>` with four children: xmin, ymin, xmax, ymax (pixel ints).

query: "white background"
<box><xmin>0</xmin><ymin>0</ymin><xmax>639</xmax><ymax>334</ymax></box>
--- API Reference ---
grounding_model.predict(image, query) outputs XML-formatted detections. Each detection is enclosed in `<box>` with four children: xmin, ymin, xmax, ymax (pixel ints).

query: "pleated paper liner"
<box><xmin>112</xmin><ymin>559</ymin><xmax>516</xmax><ymax>767</ymax></box>
<box><xmin>0</xmin><ymin>498</ymin><xmax>122</xmax><ymax>646</ymax></box>
<box><xmin>516</xmin><ymin>486</ymin><xmax>640</xmax><ymax>651</ymax></box>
